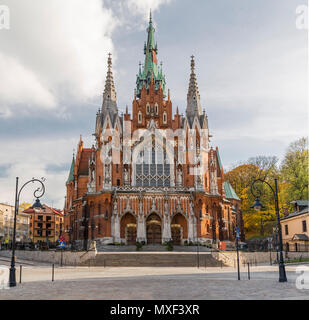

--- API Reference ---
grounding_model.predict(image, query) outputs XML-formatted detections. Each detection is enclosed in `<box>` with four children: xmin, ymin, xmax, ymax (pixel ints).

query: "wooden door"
<box><xmin>126</xmin><ymin>226</ymin><xmax>137</xmax><ymax>245</ymax></box>
<box><xmin>147</xmin><ymin>223</ymin><xmax>161</xmax><ymax>245</ymax></box>
<box><xmin>171</xmin><ymin>226</ymin><xmax>181</xmax><ymax>245</ymax></box>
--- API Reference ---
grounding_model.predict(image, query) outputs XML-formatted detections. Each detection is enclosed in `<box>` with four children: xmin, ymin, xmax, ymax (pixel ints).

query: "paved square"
<box><xmin>0</xmin><ymin>257</ymin><xmax>308</xmax><ymax>300</ymax></box>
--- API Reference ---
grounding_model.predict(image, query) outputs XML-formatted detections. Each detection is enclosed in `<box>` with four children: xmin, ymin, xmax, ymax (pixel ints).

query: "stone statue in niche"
<box><xmin>113</xmin><ymin>200</ymin><xmax>118</xmax><ymax>214</ymax></box>
<box><xmin>91</xmin><ymin>168</ymin><xmax>95</xmax><ymax>182</ymax></box>
<box><xmin>177</xmin><ymin>167</ymin><xmax>183</xmax><ymax>186</ymax></box>
<box><xmin>124</xmin><ymin>168</ymin><xmax>129</xmax><ymax>184</ymax></box>
<box><xmin>105</xmin><ymin>165</ymin><xmax>110</xmax><ymax>182</ymax></box>
<box><xmin>139</xmin><ymin>200</ymin><xmax>143</xmax><ymax>215</ymax></box>
<box><xmin>189</xmin><ymin>201</ymin><xmax>194</xmax><ymax>216</ymax></box>
<box><xmin>164</xmin><ymin>200</ymin><xmax>169</xmax><ymax>215</ymax></box>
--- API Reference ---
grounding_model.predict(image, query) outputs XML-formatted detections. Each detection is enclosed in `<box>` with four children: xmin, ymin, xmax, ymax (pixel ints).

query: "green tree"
<box><xmin>280</xmin><ymin>137</ymin><xmax>309</xmax><ymax>201</ymax></box>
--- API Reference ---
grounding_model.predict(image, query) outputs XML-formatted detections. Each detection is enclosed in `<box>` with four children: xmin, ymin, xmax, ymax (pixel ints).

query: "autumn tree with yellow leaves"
<box><xmin>225</xmin><ymin>137</ymin><xmax>308</xmax><ymax>239</ymax></box>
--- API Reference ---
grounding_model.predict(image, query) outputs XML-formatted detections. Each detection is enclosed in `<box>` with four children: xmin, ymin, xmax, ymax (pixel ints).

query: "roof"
<box><xmin>216</xmin><ymin>149</ymin><xmax>223</xmax><ymax>170</ymax></box>
<box><xmin>66</xmin><ymin>156</ymin><xmax>75</xmax><ymax>185</ymax></box>
<box><xmin>290</xmin><ymin>200</ymin><xmax>309</xmax><ymax>207</ymax></box>
<box><xmin>224</xmin><ymin>181</ymin><xmax>240</xmax><ymax>201</ymax></box>
<box><xmin>78</xmin><ymin>149</ymin><xmax>92</xmax><ymax>176</ymax></box>
<box><xmin>281</xmin><ymin>206</ymin><xmax>309</xmax><ymax>221</ymax></box>
<box><xmin>23</xmin><ymin>204</ymin><xmax>63</xmax><ymax>216</ymax></box>
<box><xmin>292</xmin><ymin>234</ymin><xmax>309</xmax><ymax>241</ymax></box>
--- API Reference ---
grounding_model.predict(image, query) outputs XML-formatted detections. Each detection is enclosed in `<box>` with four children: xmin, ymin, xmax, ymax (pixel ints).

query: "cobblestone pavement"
<box><xmin>0</xmin><ymin>263</ymin><xmax>309</xmax><ymax>300</ymax></box>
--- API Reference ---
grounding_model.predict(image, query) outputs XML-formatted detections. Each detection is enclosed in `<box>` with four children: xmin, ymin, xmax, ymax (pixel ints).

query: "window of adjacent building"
<box><xmin>285</xmin><ymin>225</ymin><xmax>288</xmax><ymax>235</ymax></box>
<box><xmin>302</xmin><ymin>220</ymin><xmax>307</xmax><ymax>233</ymax></box>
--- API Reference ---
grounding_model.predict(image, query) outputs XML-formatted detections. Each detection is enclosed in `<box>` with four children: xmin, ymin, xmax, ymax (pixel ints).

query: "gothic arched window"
<box><xmin>135</xmin><ymin>135</ymin><xmax>171</xmax><ymax>187</ymax></box>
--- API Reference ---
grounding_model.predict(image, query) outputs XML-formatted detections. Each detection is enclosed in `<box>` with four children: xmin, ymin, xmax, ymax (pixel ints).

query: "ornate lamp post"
<box><xmin>9</xmin><ymin>177</ymin><xmax>45</xmax><ymax>287</ymax></box>
<box><xmin>250</xmin><ymin>178</ymin><xmax>287</xmax><ymax>282</ymax></box>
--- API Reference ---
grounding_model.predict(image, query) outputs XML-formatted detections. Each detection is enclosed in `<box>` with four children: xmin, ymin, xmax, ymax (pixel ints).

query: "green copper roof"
<box><xmin>224</xmin><ymin>181</ymin><xmax>240</xmax><ymax>201</ymax></box>
<box><xmin>136</xmin><ymin>11</ymin><xmax>166</xmax><ymax>97</ymax></box>
<box><xmin>216</xmin><ymin>149</ymin><xmax>223</xmax><ymax>170</ymax></box>
<box><xmin>66</xmin><ymin>156</ymin><xmax>75</xmax><ymax>185</ymax></box>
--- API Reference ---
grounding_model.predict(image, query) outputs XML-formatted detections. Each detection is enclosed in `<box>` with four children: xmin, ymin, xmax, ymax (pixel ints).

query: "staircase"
<box><xmin>96</xmin><ymin>244</ymin><xmax>212</xmax><ymax>252</ymax></box>
<box><xmin>82</xmin><ymin>252</ymin><xmax>223</xmax><ymax>267</ymax></box>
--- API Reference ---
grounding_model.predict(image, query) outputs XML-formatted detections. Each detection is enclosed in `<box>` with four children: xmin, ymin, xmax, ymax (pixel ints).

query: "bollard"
<box><xmin>247</xmin><ymin>263</ymin><xmax>250</xmax><ymax>280</ymax></box>
<box><xmin>52</xmin><ymin>264</ymin><xmax>54</xmax><ymax>282</ymax></box>
<box><xmin>19</xmin><ymin>265</ymin><xmax>22</xmax><ymax>284</ymax></box>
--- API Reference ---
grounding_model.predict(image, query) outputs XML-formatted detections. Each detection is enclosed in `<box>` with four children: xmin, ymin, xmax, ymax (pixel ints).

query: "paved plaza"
<box><xmin>0</xmin><ymin>256</ymin><xmax>308</xmax><ymax>300</ymax></box>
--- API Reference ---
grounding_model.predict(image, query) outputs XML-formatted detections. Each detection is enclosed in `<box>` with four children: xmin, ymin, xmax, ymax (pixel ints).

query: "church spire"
<box><xmin>102</xmin><ymin>53</ymin><xmax>118</xmax><ymax>116</ymax></box>
<box><xmin>135</xmin><ymin>11</ymin><xmax>166</xmax><ymax>98</ymax></box>
<box><xmin>186</xmin><ymin>55</ymin><xmax>202</xmax><ymax>118</ymax></box>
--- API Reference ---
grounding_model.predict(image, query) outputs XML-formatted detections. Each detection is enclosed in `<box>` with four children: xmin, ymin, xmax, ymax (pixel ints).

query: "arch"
<box><xmin>171</xmin><ymin>213</ymin><xmax>188</xmax><ymax>244</ymax></box>
<box><xmin>120</xmin><ymin>212</ymin><xmax>137</xmax><ymax>244</ymax></box>
<box><xmin>146</xmin><ymin>213</ymin><xmax>162</xmax><ymax>245</ymax></box>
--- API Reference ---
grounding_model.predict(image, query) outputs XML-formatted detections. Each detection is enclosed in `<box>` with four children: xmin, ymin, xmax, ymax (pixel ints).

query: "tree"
<box><xmin>19</xmin><ymin>202</ymin><xmax>32</xmax><ymax>213</ymax></box>
<box><xmin>225</xmin><ymin>158</ymin><xmax>282</xmax><ymax>239</ymax></box>
<box><xmin>280</xmin><ymin>137</ymin><xmax>309</xmax><ymax>201</ymax></box>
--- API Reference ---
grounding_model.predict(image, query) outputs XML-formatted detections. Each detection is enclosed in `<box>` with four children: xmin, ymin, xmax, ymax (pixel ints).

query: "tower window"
<box><xmin>163</xmin><ymin>112</ymin><xmax>167</xmax><ymax>124</ymax></box>
<box><xmin>155</xmin><ymin>103</ymin><xmax>158</xmax><ymax>115</ymax></box>
<box><xmin>146</xmin><ymin>103</ymin><xmax>150</xmax><ymax>114</ymax></box>
<box><xmin>138</xmin><ymin>112</ymin><xmax>142</xmax><ymax>124</ymax></box>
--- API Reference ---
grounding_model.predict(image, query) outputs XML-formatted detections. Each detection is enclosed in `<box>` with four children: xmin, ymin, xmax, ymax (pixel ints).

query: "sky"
<box><xmin>0</xmin><ymin>0</ymin><xmax>308</xmax><ymax>208</ymax></box>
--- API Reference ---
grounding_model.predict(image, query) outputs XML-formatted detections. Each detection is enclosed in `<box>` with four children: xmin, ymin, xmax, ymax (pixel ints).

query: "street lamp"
<box><xmin>250</xmin><ymin>178</ymin><xmax>287</xmax><ymax>282</ymax></box>
<box><xmin>9</xmin><ymin>177</ymin><xmax>46</xmax><ymax>287</ymax></box>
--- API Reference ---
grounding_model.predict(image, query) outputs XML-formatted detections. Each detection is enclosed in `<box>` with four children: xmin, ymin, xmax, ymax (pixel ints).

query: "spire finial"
<box><xmin>149</xmin><ymin>9</ymin><xmax>152</xmax><ymax>23</ymax></box>
<box><xmin>191</xmin><ymin>55</ymin><xmax>195</xmax><ymax>72</ymax></box>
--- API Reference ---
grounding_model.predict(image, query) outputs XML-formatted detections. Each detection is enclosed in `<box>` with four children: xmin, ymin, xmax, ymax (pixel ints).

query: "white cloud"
<box><xmin>0</xmin><ymin>0</ymin><xmax>117</xmax><ymax>116</ymax></box>
<box><xmin>0</xmin><ymin>136</ymin><xmax>78</xmax><ymax>208</ymax></box>
<box><xmin>127</xmin><ymin>0</ymin><xmax>173</xmax><ymax>17</ymax></box>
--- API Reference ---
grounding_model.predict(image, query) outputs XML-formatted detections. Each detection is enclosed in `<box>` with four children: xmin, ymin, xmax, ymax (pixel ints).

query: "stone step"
<box><xmin>96</xmin><ymin>245</ymin><xmax>212</xmax><ymax>252</ymax></box>
<box><xmin>81</xmin><ymin>252</ymin><xmax>223</xmax><ymax>267</ymax></box>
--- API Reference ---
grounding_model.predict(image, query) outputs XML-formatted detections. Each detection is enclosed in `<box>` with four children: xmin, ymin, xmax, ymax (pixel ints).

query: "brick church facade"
<box><xmin>64</xmin><ymin>13</ymin><xmax>242</xmax><ymax>248</ymax></box>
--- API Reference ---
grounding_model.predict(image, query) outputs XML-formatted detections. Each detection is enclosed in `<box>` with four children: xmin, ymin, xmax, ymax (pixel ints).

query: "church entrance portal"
<box><xmin>147</xmin><ymin>213</ymin><xmax>162</xmax><ymax>245</ymax></box>
<box><xmin>171</xmin><ymin>225</ymin><xmax>182</xmax><ymax>245</ymax></box>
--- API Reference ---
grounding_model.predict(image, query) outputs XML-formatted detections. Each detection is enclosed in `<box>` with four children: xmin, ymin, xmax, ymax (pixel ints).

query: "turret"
<box><xmin>186</xmin><ymin>56</ymin><xmax>203</xmax><ymax>119</ymax></box>
<box><xmin>102</xmin><ymin>53</ymin><xmax>118</xmax><ymax>120</ymax></box>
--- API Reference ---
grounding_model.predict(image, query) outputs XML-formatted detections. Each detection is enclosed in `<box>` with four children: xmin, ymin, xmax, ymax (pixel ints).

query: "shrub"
<box><xmin>136</xmin><ymin>242</ymin><xmax>143</xmax><ymax>251</ymax></box>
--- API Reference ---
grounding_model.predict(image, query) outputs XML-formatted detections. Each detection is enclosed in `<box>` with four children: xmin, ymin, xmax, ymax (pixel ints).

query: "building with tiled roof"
<box><xmin>64</xmin><ymin>13</ymin><xmax>242</xmax><ymax>249</ymax></box>
<box><xmin>23</xmin><ymin>201</ymin><xmax>64</xmax><ymax>245</ymax></box>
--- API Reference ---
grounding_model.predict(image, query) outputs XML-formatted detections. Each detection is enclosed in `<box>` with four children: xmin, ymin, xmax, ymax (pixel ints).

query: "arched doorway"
<box><xmin>121</xmin><ymin>212</ymin><xmax>137</xmax><ymax>245</ymax></box>
<box><xmin>147</xmin><ymin>213</ymin><xmax>162</xmax><ymax>245</ymax></box>
<box><xmin>171</xmin><ymin>213</ymin><xmax>188</xmax><ymax>245</ymax></box>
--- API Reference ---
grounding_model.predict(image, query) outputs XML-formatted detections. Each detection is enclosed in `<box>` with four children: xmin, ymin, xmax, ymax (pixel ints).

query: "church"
<box><xmin>64</xmin><ymin>13</ymin><xmax>242</xmax><ymax>249</ymax></box>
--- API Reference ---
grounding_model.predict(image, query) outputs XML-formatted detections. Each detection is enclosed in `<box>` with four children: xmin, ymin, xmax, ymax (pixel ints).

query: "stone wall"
<box><xmin>0</xmin><ymin>250</ymin><xmax>96</xmax><ymax>266</ymax></box>
<box><xmin>212</xmin><ymin>251</ymin><xmax>309</xmax><ymax>267</ymax></box>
